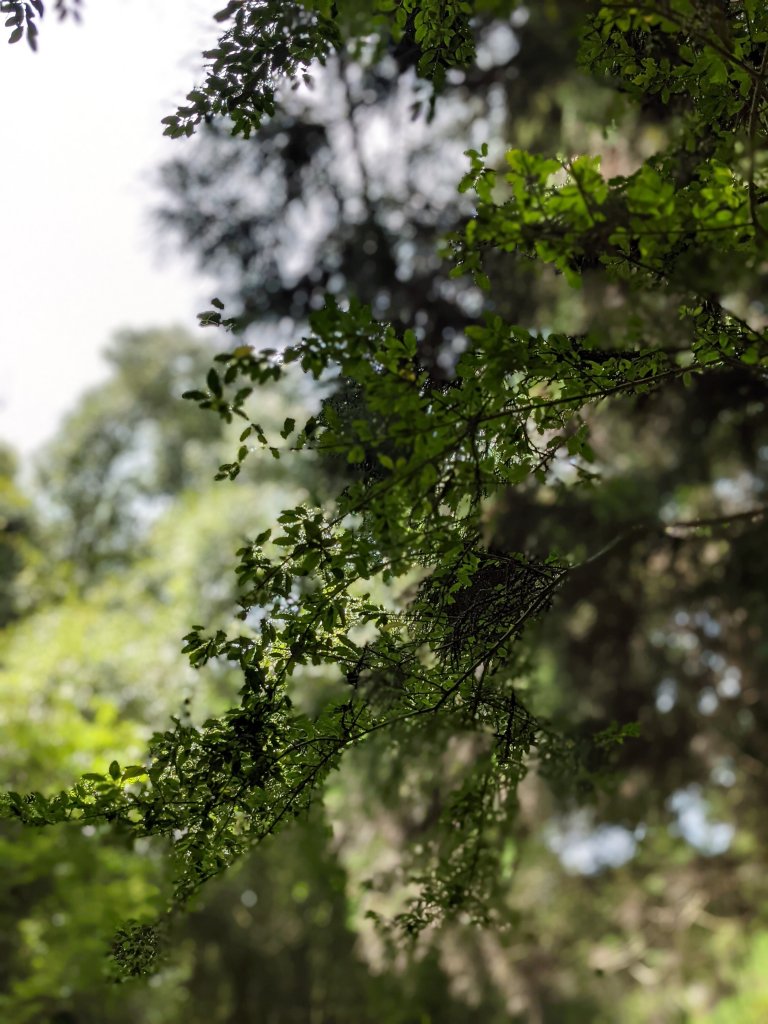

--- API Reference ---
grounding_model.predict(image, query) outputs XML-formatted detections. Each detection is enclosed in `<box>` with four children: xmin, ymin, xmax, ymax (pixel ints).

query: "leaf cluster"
<box><xmin>2</xmin><ymin>0</ymin><xmax>80</xmax><ymax>49</ymax></box>
<box><xmin>5</xmin><ymin>0</ymin><xmax>768</xmax><ymax>979</ymax></box>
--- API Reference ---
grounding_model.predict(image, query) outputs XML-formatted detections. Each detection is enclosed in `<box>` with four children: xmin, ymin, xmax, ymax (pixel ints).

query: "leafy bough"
<box><xmin>3</xmin><ymin>270</ymin><xmax>760</xmax><ymax>972</ymax></box>
<box><xmin>5</xmin><ymin>0</ymin><xmax>768</xmax><ymax>976</ymax></box>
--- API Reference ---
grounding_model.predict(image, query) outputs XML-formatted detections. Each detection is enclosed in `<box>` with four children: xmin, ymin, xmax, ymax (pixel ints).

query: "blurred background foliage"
<box><xmin>2</xmin><ymin>0</ymin><xmax>768</xmax><ymax>1021</ymax></box>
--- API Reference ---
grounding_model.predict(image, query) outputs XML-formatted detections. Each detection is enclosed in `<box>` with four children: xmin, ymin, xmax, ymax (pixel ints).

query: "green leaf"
<box><xmin>207</xmin><ymin>368</ymin><xmax>222</xmax><ymax>396</ymax></box>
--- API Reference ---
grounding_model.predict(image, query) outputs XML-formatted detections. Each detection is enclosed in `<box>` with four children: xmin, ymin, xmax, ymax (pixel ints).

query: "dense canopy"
<box><xmin>3</xmin><ymin>1</ymin><xmax>768</xmax><ymax>1019</ymax></box>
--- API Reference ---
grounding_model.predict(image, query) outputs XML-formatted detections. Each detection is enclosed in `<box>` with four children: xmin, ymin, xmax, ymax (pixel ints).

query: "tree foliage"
<box><xmin>4</xmin><ymin>0</ymin><xmax>768</xmax><ymax>996</ymax></box>
<box><xmin>2</xmin><ymin>0</ymin><xmax>80</xmax><ymax>49</ymax></box>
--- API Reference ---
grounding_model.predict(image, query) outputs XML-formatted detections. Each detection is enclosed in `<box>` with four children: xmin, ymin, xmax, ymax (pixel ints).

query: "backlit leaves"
<box><xmin>5</xmin><ymin>0</ymin><xmax>768</xmax><ymax>978</ymax></box>
<box><xmin>2</xmin><ymin>0</ymin><xmax>81</xmax><ymax>49</ymax></box>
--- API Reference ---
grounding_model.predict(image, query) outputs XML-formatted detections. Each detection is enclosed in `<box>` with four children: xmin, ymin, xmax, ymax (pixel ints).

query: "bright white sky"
<box><xmin>0</xmin><ymin>0</ymin><xmax>223</xmax><ymax>456</ymax></box>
